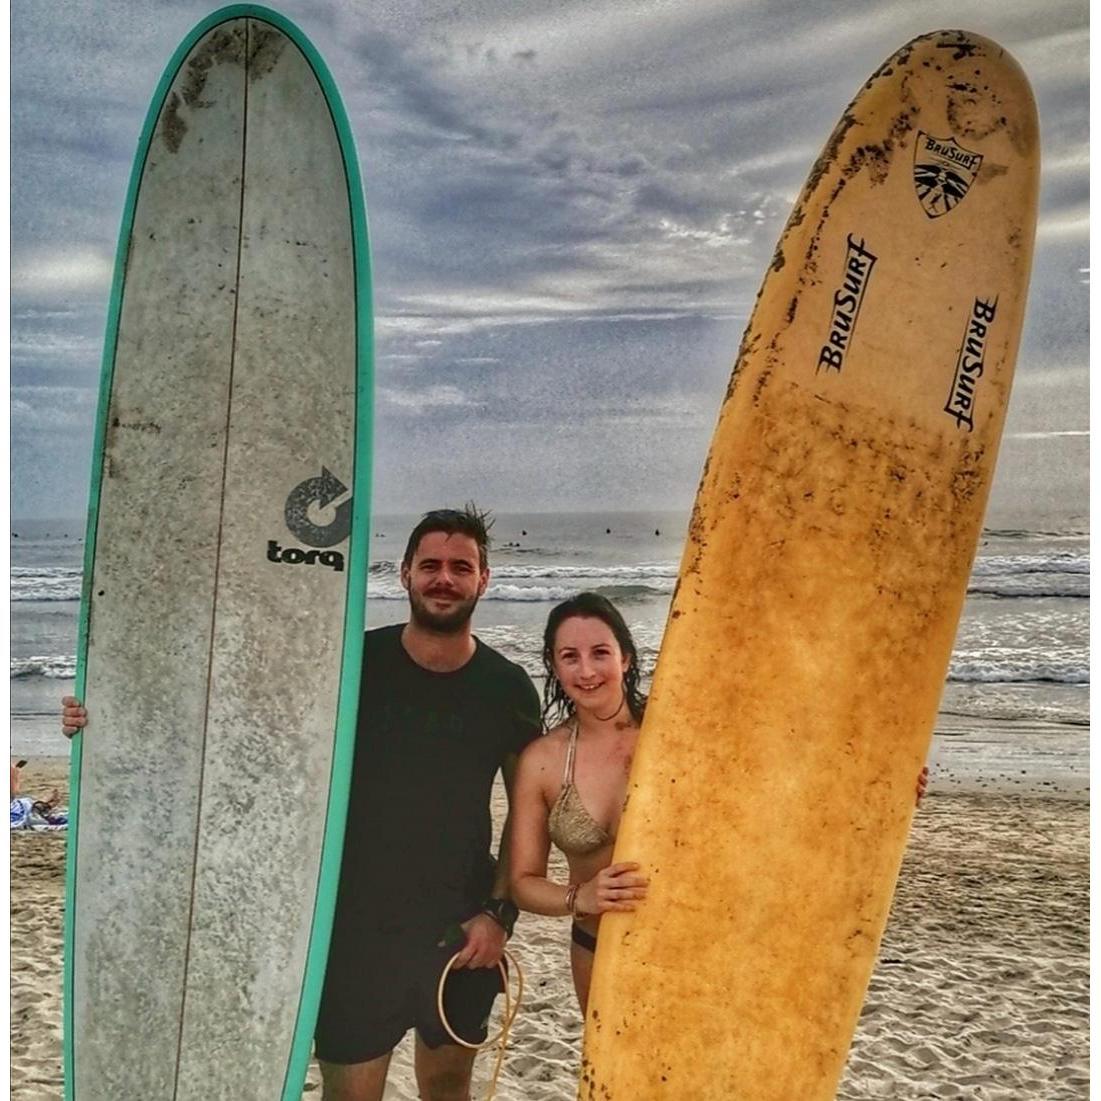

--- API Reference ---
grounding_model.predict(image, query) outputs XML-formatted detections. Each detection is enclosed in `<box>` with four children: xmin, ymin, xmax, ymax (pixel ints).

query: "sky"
<box><xmin>9</xmin><ymin>0</ymin><xmax>1089</xmax><ymax>525</ymax></box>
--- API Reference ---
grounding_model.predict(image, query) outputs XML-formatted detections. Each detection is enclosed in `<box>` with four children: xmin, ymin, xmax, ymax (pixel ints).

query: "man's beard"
<box><xmin>408</xmin><ymin>588</ymin><xmax>480</xmax><ymax>634</ymax></box>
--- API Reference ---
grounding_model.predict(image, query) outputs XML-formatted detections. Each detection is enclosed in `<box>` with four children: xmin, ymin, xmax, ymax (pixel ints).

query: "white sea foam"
<box><xmin>10</xmin><ymin>567</ymin><xmax>83</xmax><ymax>602</ymax></box>
<box><xmin>971</xmin><ymin>552</ymin><xmax>1089</xmax><ymax>576</ymax></box>
<box><xmin>367</xmin><ymin>579</ymin><xmax>676</xmax><ymax>602</ymax></box>
<box><xmin>947</xmin><ymin>659</ymin><xmax>1088</xmax><ymax>686</ymax></box>
<box><xmin>13</xmin><ymin>552</ymin><xmax>1089</xmax><ymax>604</ymax></box>
<box><xmin>967</xmin><ymin>553</ymin><xmax>1090</xmax><ymax>598</ymax></box>
<box><xmin>11</xmin><ymin>655</ymin><xmax>77</xmax><ymax>679</ymax></box>
<box><xmin>489</xmin><ymin>564</ymin><xmax>678</xmax><ymax>580</ymax></box>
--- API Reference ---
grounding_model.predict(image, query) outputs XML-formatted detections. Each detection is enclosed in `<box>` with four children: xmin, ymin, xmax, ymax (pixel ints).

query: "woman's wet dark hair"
<box><xmin>542</xmin><ymin>592</ymin><xmax>646</xmax><ymax>729</ymax></box>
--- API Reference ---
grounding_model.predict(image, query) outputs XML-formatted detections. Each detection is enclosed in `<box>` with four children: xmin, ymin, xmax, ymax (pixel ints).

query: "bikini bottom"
<box><xmin>571</xmin><ymin>923</ymin><xmax>597</xmax><ymax>953</ymax></box>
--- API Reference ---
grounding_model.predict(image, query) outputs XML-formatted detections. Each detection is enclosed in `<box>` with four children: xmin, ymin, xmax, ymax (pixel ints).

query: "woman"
<box><xmin>509</xmin><ymin>592</ymin><xmax>649</xmax><ymax>1012</ymax></box>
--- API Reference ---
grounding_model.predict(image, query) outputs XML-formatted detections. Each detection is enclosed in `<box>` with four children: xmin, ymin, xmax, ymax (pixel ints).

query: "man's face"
<box><xmin>401</xmin><ymin>530</ymin><xmax>489</xmax><ymax>633</ymax></box>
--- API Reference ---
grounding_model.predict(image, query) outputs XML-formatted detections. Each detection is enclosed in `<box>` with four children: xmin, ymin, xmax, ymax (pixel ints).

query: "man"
<box><xmin>63</xmin><ymin>506</ymin><xmax>541</xmax><ymax>1101</ymax></box>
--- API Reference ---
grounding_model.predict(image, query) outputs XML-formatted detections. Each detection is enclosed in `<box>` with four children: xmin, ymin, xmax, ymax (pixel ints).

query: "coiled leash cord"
<box><xmin>436</xmin><ymin>949</ymin><xmax>524</xmax><ymax>1101</ymax></box>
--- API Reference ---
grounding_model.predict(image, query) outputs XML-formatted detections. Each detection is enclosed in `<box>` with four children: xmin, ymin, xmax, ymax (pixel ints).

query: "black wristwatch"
<box><xmin>481</xmin><ymin>897</ymin><xmax>519</xmax><ymax>938</ymax></box>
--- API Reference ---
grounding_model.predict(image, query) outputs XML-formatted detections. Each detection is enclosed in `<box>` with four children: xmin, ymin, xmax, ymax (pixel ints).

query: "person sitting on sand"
<box><xmin>10</xmin><ymin>762</ymin><xmax>66</xmax><ymax>831</ymax></box>
<box><xmin>509</xmin><ymin>591</ymin><xmax>930</xmax><ymax>1014</ymax></box>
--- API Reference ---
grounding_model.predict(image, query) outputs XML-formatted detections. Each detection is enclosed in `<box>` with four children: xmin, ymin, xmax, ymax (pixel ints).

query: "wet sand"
<box><xmin>10</xmin><ymin>758</ymin><xmax>1088</xmax><ymax>1100</ymax></box>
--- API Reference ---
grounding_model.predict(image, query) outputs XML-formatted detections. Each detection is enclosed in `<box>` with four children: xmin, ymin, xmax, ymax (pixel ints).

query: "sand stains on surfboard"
<box><xmin>580</xmin><ymin>30</ymin><xmax>1038</xmax><ymax>1101</ymax></box>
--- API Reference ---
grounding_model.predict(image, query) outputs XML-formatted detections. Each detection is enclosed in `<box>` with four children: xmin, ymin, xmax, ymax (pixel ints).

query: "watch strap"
<box><xmin>481</xmin><ymin>896</ymin><xmax>518</xmax><ymax>937</ymax></box>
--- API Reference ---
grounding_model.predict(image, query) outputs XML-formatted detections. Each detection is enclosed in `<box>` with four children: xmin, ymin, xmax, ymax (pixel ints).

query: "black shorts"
<box><xmin>315</xmin><ymin>927</ymin><xmax>505</xmax><ymax>1065</ymax></box>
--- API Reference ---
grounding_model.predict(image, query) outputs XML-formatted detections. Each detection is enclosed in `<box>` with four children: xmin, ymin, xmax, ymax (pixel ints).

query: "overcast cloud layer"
<box><xmin>11</xmin><ymin>0</ymin><xmax>1088</xmax><ymax>524</ymax></box>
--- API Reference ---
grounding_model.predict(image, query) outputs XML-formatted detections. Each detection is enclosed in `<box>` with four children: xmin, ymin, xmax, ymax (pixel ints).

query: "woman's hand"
<box><xmin>576</xmin><ymin>862</ymin><xmax>648</xmax><ymax>916</ymax></box>
<box><xmin>915</xmin><ymin>765</ymin><xmax>929</xmax><ymax>807</ymax></box>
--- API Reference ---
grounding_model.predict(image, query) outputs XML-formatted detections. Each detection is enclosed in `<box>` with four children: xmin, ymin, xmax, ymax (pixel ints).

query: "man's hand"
<box><xmin>916</xmin><ymin>765</ymin><xmax>930</xmax><ymax>807</ymax></box>
<box><xmin>62</xmin><ymin>697</ymin><xmax>87</xmax><ymax>739</ymax></box>
<box><xmin>450</xmin><ymin>913</ymin><xmax>506</xmax><ymax>970</ymax></box>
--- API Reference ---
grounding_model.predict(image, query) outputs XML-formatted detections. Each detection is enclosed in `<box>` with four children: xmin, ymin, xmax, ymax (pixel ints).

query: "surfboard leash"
<box><xmin>436</xmin><ymin>949</ymin><xmax>524</xmax><ymax>1101</ymax></box>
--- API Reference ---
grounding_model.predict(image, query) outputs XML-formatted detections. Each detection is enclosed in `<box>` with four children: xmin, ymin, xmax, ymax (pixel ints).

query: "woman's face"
<box><xmin>551</xmin><ymin>614</ymin><xmax>630</xmax><ymax>718</ymax></box>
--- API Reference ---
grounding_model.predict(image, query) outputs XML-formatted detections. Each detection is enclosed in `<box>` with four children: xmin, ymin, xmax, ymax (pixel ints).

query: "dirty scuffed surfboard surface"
<box><xmin>64</xmin><ymin>8</ymin><xmax>372</xmax><ymax>1100</ymax></box>
<box><xmin>580</xmin><ymin>31</ymin><xmax>1038</xmax><ymax>1101</ymax></box>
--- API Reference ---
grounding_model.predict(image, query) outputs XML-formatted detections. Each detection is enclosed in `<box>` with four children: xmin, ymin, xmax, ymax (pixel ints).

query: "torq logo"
<box><xmin>267</xmin><ymin>467</ymin><xmax>350</xmax><ymax>572</ymax></box>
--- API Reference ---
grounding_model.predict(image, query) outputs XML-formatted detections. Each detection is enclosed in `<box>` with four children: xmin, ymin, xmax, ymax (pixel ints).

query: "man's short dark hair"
<box><xmin>402</xmin><ymin>504</ymin><xmax>493</xmax><ymax>570</ymax></box>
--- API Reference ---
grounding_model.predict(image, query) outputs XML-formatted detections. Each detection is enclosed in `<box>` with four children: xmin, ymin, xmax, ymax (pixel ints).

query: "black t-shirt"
<box><xmin>333</xmin><ymin>624</ymin><xmax>541</xmax><ymax>938</ymax></box>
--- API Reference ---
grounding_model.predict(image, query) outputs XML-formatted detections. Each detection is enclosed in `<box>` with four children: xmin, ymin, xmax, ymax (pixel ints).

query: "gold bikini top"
<box><xmin>547</xmin><ymin>719</ymin><xmax>613</xmax><ymax>857</ymax></box>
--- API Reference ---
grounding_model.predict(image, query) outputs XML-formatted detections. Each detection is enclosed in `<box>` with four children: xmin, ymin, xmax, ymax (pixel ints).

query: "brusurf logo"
<box><xmin>817</xmin><ymin>234</ymin><xmax>877</xmax><ymax>374</ymax></box>
<box><xmin>267</xmin><ymin>467</ymin><xmax>351</xmax><ymax>572</ymax></box>
<box><xmin>913</xmin><ymin>133</ymin><xmax>983</xmax><ymax>218</ymax></box>
<box><xmin>944</xmin><ymin>297</ymin><xmax>998</xmax><ymax>431</ymax></box>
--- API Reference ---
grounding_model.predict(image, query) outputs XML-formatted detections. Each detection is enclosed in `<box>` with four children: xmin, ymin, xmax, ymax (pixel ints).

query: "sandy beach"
<box><xmin>10</xmin><ymin>758</ymin><xmax>1088</xmax><ymax>1100</ymax></box>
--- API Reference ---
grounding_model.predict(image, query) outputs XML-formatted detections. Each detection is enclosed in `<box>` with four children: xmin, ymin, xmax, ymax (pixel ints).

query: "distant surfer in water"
<box><xmin>509</xmin><ymin>592</ymin><xmax>649</xmax><ymax>1012</ymax></box>
<box><xmin>63</xmin><ymin>505</ymin><xmax>541</xmax><ymax>1101</ymax></box>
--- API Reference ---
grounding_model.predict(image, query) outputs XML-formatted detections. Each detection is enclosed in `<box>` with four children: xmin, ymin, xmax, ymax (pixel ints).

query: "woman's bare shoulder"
<box><xmin>518</xmin><ymin>724</ymin><xmax>570</xmax><ymax>770</ymax></box>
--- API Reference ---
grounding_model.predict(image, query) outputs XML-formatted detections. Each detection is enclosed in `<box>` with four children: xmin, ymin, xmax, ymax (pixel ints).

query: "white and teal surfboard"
<box><xmin>63</xmin><ymin>8</ymin><xmax>372</xmax><ymax>1098</ymax></box>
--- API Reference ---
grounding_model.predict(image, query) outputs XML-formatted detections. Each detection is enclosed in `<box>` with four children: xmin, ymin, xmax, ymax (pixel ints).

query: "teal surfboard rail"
<box><xmin>61</xmin><ymin>7</ymin><xmax>373</xmax><ymax>1099</ymax></box>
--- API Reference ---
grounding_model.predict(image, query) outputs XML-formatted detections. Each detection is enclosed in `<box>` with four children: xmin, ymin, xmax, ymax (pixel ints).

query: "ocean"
<box><xmin>10</xmin><ymin>511</ymin><xmax>1089</xmax><ymax>793</ymax></box>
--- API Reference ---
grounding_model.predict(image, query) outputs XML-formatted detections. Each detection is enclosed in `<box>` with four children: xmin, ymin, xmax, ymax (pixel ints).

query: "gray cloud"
<box><xmin>10</xmin><ymin>0</ymin><xmax>1088</xmax><ymax>519</ymax></box>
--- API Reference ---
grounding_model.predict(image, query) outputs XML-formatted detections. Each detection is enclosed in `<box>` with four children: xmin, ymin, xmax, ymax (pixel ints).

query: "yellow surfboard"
<box><xmin>581</xmin><ymin>31</ymin><xmax>1038</xmax><ymax>1100</ymax></box>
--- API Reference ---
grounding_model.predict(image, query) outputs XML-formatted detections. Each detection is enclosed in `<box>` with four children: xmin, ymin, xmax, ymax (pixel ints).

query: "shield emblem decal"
<box><xmin>913</xmin><ymin>132</ymin><xmax>983</xmax><ymax>218</ymax></box>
